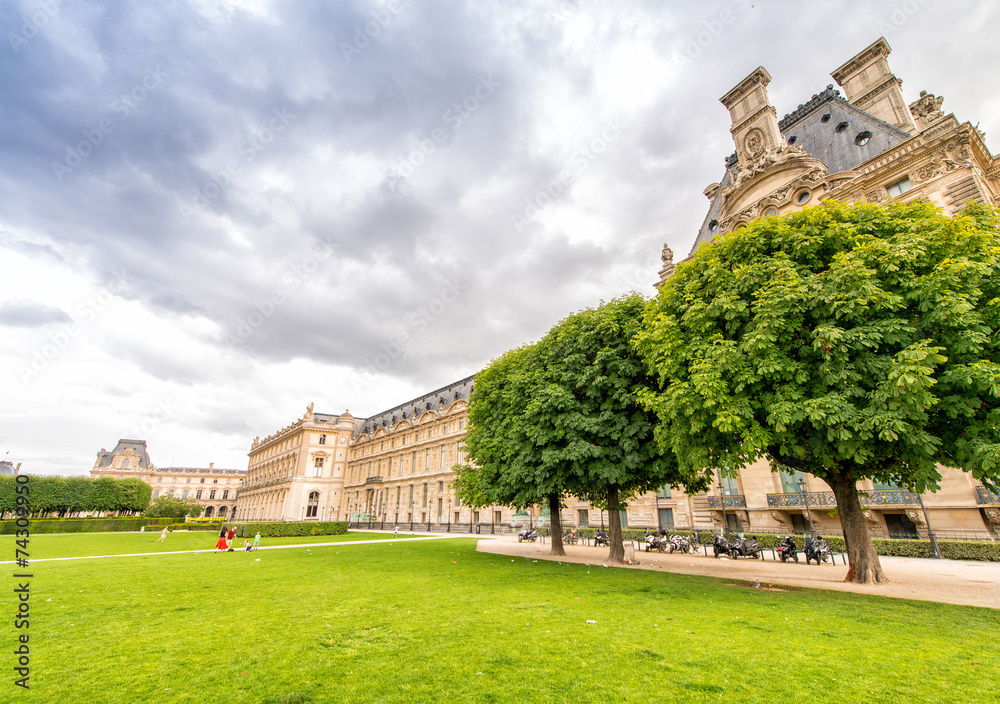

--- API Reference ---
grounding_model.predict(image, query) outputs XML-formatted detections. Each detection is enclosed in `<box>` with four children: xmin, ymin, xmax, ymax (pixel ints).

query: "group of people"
<box><xmin>215</xmin><ymin>526</ymin><xmax>261</xmax><ymax>553</ymax></box>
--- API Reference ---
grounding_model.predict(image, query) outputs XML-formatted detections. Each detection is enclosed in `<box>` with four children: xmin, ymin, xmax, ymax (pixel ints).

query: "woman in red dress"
<box><xmin>215</xmin><ymin>526</ymin><xmax>229</xmax><ymax>552</ymax></box>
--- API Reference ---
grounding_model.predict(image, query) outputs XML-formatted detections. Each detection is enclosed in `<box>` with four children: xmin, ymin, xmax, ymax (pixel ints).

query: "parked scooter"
<box><xmin>593</xmin><ymin>529</ymin><xmax>610</xmax><ymax>547</ymax></box>
<box><xmin>804</xmin><ymin>536</ymin><xmax>831</xmax><ymax>565</ymax></box>
<box><xmin>777</xmin><ymin>535</ymin><xmax>799</xmax><ymax>563</ymax></box>
<box><xmin>562</xmin><ymin>528</ymin><xmax>578</xmax><ymax>545</ymax></box>
<box><xmin>517</xmin><ymin>527</ymin><xmax>538</xmax><ymax>543</ymax></box>
<box><xmin>644</xmin><ymin>530</ymin><xmax>666</xmax><ymax>552</ymax></box>
<box><xmin>728</xmin><ymin>534</ymin><xmax>761</xmax><ymax>559</ymax></box>
<box><xmin>713</xmin><ymin>534</ymin><xmax>730</xmax><ymax>558</ymax></box>
<box><xmin>668</xmin><ymin>534</ymin><xmax>692</xmax><ymax>554</ymax></box>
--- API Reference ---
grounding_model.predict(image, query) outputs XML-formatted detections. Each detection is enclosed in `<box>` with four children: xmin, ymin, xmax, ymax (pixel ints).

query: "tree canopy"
<box><xmin>0</xmin><ymin>474</ymin><xmax>152</xmax><ymax>518</ymax></box>
<box><xmin>457</xmin><ymin>294</ymin><xmax>700</xmax><ymax>561</ymax></box>
<box><xmin>143</xmin><ymin>495</ymin><xmax>205</xmax><ymax>519</ymax></box>
<box><xmin>634</xmin><ymin>200</ymin><xmax>1000</xmax><ymax>583</ymax></box>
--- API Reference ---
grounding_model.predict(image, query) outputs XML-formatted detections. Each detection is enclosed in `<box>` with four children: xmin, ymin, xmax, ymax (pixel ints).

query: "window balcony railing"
<box><xmin>976</xmin><ymin>486</ymin><xmax>1000</xmax><ymax>505</ymax></box>
<box><xmin>706</xmin><ymin>495</ymin><xmax>747</xmax><ymax>509</ymax></box>
<box><xmin>767</xmin><ymin>489</ymin><xmax>921</xmax><ymax>508</ymax></box>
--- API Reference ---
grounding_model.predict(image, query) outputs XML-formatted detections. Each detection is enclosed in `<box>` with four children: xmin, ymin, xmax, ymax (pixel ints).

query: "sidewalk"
<box><xmin>475</xmin><ymin>534</ymin><xmax>1000</xmax><ymax>609</ymax></box>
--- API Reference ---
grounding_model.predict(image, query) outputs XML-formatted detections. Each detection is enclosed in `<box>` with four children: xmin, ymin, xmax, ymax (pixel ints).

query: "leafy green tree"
<box><xmin>144</xmin><ymin>496</ymin><xmax>204</xmax><ymax>519</ymax></box>
<box><xmin>458</xmin><ymin>295</ymin><xmax>699</xmax><ymax>562</ymax></box>
<box><xmin>118</xmin><ymin>478</ymin><xmax>152</xmax><ymax>515</ymax></box>
<box><xmin>634</xmin><ymin>201</ymin><xmax>1000</xmax><ymax>583</ymax></box>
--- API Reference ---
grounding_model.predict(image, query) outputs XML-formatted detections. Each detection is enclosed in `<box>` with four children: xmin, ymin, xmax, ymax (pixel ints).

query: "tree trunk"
<box><xmin>606</xmin><ymin>484</ymin><xmax>625</xmax><ymax>564</ymax></box>
<box><xmin>827</xmin><ymin>470</ymin><xmax>887</xmax><ymax>584</ymax></box>
<box><xmin>548</xmin><ymin>494</ymin><xmax>565</xmax><ymax>556</ymax></box>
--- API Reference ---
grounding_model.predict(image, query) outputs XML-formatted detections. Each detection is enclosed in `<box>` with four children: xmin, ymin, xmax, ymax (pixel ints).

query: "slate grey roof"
<box><xmin>689</xmin><ymin>85</ymin><xmax>912</xmax><ymax>256</ymax></box>
<box><xmin>355</xmin><ymin>374</ymin><xmax>475</xmax><ymax>438</ymax></box>
<box><xmin>778</xmin><ymin>86</ymin><xmax>911</xmax><ymax>174</ymax></box>
<box><xmin>96</xmin><ymin>438</ymin><xmax>153</xmax><ymax>468</ymax></box>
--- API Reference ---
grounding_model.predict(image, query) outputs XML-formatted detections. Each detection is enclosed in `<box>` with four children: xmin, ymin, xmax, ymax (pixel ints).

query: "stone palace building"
<box><xmin>241</xmin><ymin>38</ymin><xmax>999</xmax><ymax>539</ymax></box>
<box><xmin>91</xmin><ymin>439</ymin><xmax>245</xmax><ymax>519</ymax></box>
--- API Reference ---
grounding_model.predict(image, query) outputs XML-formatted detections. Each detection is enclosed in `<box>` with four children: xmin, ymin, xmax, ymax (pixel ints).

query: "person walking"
<box><xmin>155</xmin><ymin>525</ymin><xmax>168</xmax><ymax>543</ymax></box>
<box><xmin>252</xmin><ymin>531</ymin><xmax>261</xmax><ymax>550</ymax></box>
<box><xmin>393</xmin><ymin>524</ymin><xmax>399</xmax><ymax>538</ymax></box>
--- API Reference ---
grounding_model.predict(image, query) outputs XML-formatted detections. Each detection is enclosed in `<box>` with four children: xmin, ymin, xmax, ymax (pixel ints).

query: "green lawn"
<box><xmin>1</xmin><ymin>530</ymin><xmax>397</xmax><ymax>559</ymax></box>
<box><xmin>3</xmin><ymin>535</ymin><xmax>997</xmax><ymax>703</ymax></box>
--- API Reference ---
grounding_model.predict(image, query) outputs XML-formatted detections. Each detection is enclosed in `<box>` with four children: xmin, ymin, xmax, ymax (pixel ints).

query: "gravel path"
<box><xmin>475</xmin><ymin>536</ymin><xmax>1000</xmax><ymax>609</ymax></box>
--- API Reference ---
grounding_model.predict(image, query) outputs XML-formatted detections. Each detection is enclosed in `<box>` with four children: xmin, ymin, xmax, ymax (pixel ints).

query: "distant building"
<box><xmin>91</xmin><ymin>439</ymin><xmax>245</xmax><ymax>519</ymax></box>
<box><xmin>244</xmin><ymin>38</ymin><xmax>999</xmax><ymax>539</ymax></box>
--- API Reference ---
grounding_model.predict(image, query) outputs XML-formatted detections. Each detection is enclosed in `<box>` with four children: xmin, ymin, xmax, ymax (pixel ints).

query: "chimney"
<box><xmin>831</xmin><ymin>37</ymin><xmax>916</xmax><ymax>134</ymax></box>
<box><xmin>720</xmin><ymin>67</ymin><xmax>783</xmax><ymax>171</ymax></box>
<box><xmin>209</xmin><ymin>462</ymin><xmax>214</xmax><ymax>469</ymax></box>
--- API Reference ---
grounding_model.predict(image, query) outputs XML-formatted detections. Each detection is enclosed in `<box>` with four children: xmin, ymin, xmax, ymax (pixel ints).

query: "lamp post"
<box><xmin>718</xmin><ymin>483</ymin><xmax>728</xmax><ymax>536</ymax></box>
<box><xmin>913</xmin><ymin>488</ymin><xmax>943</xmax><ymax>559</ymax></box>
<box><xmin>798</xmin><ymin>477</ymin><xmax>815</xmax><ymax>535</ymax></box>
<box><xmin>655</xmin><ymin>488</ymin><xmax>662</xmax><ymax>531</ymax></box>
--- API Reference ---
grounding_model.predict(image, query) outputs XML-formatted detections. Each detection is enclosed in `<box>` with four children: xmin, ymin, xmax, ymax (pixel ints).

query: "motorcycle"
<box><xmin>728</xmin><ymin>534</ymin><xmax>761</xmax><ymax>559</ymax></box>
<box><xmin>644</xmin><ymin>530</ymin><xmax>666</xmax><ymax>552</ymax></box>
<box><xmin>804</xmin><ymin>536</ymin><xmax>831</xmax><ymax>565</ymax></box>
<box><xmin>668</xmin><ymin>534</ymin><xmax>692</xmax><ymax>554</ymax></box>
<box><xmin>713</xmin><ymin>534</ymin><xmax>730</xmax><ymax>558</ymax></box>
<box><xmin>593</xmin><ymin>529</ymin><xmax>610</xmax><ymax>547</ymax></box>
<box><xmin>517</xmin><ymin>527</ymin><xmax>538</xmax><ymax>543</ymax></box>
<box><xmin>562</xmin><ymin>528</ymin><xmax>579</xmax><ymax>545</ymax></box>
<box><xmin>777</xmin><ymin>536</ymin><xmax>799</xmax><ymax>563</ymax></box>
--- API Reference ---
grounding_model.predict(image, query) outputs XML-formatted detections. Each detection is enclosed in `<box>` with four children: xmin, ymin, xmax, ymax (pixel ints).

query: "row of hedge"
<box><xmin>545</xmin><ymin>527</ymin><xmax>999</xmax><ymax>561</ymax></box>
<box><xmin>233</xmin><ymin>522</ymin><xmax>348</xmax><ymax>538</ymax></box>
<box><xmin>0</xmin><ymin>517</ymin><xmax>175</xmax><ymax>534</ymax></box>
<box><xmin>166</xmin><ymin>523</ymin><xmax>220</xmax><ymax>532</ymax></box>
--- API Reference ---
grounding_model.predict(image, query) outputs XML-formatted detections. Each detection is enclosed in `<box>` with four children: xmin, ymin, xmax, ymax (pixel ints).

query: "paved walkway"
<box><xmin>475</xmin><ymin>535</ymin><xmax>1000</xmax><ymax>609</ymax></box>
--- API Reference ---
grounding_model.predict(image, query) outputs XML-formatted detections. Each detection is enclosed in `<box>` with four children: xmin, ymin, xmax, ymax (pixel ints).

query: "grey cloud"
<box><xmin>0</xmin><ymin>300</ymin><xmax>72</xmax><ymax>327</ymax></box>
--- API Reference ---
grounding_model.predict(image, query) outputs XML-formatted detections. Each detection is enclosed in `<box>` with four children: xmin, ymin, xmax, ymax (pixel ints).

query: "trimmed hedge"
<box><xmin>0</xmin><ymin>517</ymin><xmax>175</xmax><ymax>534</ymax></box>
<box><xmin>167</xmin><ymin>523</ymin><xmax>218</xmax><ymax>532</ymax></box>
<box><xmin>233</xmin><ymin>522</ymin><xmax>348</xmax><ymax>539</ymax></box>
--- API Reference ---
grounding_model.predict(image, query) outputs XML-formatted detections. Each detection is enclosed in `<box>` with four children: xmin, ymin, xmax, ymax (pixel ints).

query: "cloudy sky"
<box><xmin>2</xmin><ymin>0</ymin><xmax>998</xmax><ymax>475</ymax></box>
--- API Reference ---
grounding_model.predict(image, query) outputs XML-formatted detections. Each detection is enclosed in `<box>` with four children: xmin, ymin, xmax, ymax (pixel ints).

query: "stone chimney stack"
<box><xmin>831</xmin><ymin>37</ymin><xmax>917</xmax><ymax>135</ymax></box>
<box><xmin>720</xmin><ymin>66</ymin><xmax>783</xmax><ymax>170</ymax></box>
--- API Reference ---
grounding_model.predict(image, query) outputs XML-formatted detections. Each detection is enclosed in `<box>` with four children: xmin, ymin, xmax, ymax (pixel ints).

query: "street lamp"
<box><xmin>798</xmin><ymin>477</ymin><xmax>815</xmax><ymax>534</ymax></box>
<box><xmin>655</xmin><ymin>488</ymin><xmax>661</xmax><ymax>531</ymax></box>
<box><xmin>913</xmin><ymin>487</ymin><xmax>943</xmax><ymax>559</ymax></box>
<box><xmin>718</xmin><ymin>483</ymin><xmax>728</xmax><ymax>536</ymax></box>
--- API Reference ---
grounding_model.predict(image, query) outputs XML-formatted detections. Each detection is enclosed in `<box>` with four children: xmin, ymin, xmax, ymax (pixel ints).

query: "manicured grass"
<box><xmin>0</xmin><ymin>531</ymin><xmax>398</xmax><ymax>559</ymax></box>
<box><xmin>5</xmin><ymin>536</ymin><xmax>998</xmax><ymax>703</ymax></box>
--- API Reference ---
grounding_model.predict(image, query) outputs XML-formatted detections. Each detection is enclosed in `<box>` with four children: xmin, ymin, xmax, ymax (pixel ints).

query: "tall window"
<box><xmin>718</xmin><ymin>469</ymin><xmax>741</xmax><ymax>496</ymax></box>
<box><xmin>152</xmin><ymin>488</ymin><xmax>160</xmax><ymax>498</ymax></box>
<box><xmin>422</xmin><ymin>483</ymin><xmax>428</xmax><ymax>508</ymax></box>
<box><xmin>319</xmin><ymin>434</ymin><xmax>326</xmax><ymax>445</ymax></box>
<box><xmin>209</xmin><ymin>489</ymin><xmax>216</xmax><ymax>500</ymax></box>
<box><xmin>314</xmin><ymin>457</ymin><xmax>324</xmax><ymax>477</ymax></box>
<box><xmin>473</xmin><ymin>510</ymin><xmax>480</xmax><ymax>523</ymax></box>
<box><xmin>656</xmin><ymin>485</ymin><xmax>671</xmax><ymax>499</ymax></box>
<box><xmin>195</xmin><ymin>489</ymin><xmax>202</xmax><ymax>499</ymax></box>
<box><xmin>396</xmin><ymin>486</ymin><xmax>401</xmax><ymax>506</ymax></box>
<box><xmin>437</xmin><ymin>498</ymin><xmax>443</xmax><ymax>521</ymax></box>
<box><xmin>440</xmin><ymin>445</ymin><xmax>446</xmax><ymax>469</ymax></box>
<box><xmin>494</xmin><ymin>510</ymin><xmax>502</xmax><ymax>523</ymax></box>
<box><xmin>222</xmin><ymin>490</ymin><xmax>229</xmax><ymax>500</ymax></box>
<box><xmin>411</xmin><ymin>451</ymin><xmax>416</xmax><ymax>475</ymax></box>
<box><xmin>409</xmin><ymin>484</ymin><xmax>414</xmax><ymax>506</ymax></box>
<box><xmin>182</xmin><ymin>489</ymin><xmax>189</xmax><ymax>498</ymax></box>
<box><xmin>779</xmin><ymin>468</ymin><xmax>805</xmax><ymax>494</ymax></box>
<box><xmin>425</xmin><ymin>449</ymin><xmax>431</xmax><ymax>470</ymax></box>
<box><xmin>658</xmin><ymin>508</ymin><xmax>674</xmax><ymax>529</ymax></box>
<box><xmin>306</xmin><ymin>491</ymin><xmax>319</xmax><ymax>518</ymax></box>
<box><xmin>886</xmin><ymin>176</ymin><xmax>913</xmax><ymax>197</ymax></box>
<box><xmin>578</xmin><ymin>509</ymin><xmax>589</xmax><ymax>526</ymax></box>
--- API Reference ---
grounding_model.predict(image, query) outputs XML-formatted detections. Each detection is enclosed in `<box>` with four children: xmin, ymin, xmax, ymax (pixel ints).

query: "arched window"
<box><xmin>306</xmin><ymin>491</ymin><xmax>320</xmax><ymax>518</ymax></box>
<box><xmin>219</xmin><ymin>506</ymin><xmax>228</xmax><ymax>517</ymax></box>
<box><xmin>204</xmin><ymin>506</ymin><xmax>214</xmax><ymax>517</ymax></box>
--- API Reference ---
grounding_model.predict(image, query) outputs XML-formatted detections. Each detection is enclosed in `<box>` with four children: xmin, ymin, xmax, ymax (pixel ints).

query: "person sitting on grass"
<box><xmin>243</xmin><ymin>540</ymin><xmax>252</xmax><ymax>552</ymax></box>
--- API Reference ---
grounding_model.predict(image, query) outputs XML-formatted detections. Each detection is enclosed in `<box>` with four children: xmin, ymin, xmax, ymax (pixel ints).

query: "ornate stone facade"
<box><xmin>246</xmin><ymin>38</ymin><xmax>998</xmax><ymax>540</ymax></box>
<box><xmin>91</xmin><ymin>439</ymin><xmax>245</xmax><ymax>518</ymax></box>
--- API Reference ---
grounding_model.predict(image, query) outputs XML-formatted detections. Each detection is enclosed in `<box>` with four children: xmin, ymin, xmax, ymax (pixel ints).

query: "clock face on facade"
<box><xmin>744</xmin><ymin>127</ymin><xmax>766</xmax><ymax>157</ymax></box>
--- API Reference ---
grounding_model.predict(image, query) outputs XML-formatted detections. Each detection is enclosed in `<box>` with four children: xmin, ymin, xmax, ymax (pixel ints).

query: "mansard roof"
<box><xmin>96</xmin><ymin>438</ymin><xmax>153</xmax><ymax>468</ymax></box>
<box><xmin>355</xmin><ymin>374</ymin><xmax>475</xmax><ymax>438</ymax></box>
<box><xmin>690</xmin><ymin>85</ymin><xmax>912</xmax><ymax>255</ymax></box>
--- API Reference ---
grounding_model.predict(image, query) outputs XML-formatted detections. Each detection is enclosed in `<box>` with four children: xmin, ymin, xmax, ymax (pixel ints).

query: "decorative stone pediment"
<box><xmin>909</xmin><ymin>90</ymin><xmax>945</xmax><ymax>130</ymax></box>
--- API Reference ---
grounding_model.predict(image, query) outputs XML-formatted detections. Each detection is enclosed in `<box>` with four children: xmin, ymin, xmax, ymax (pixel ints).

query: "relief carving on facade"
<box><xmin>770</xmin><ymin>510</ymin><xmax>790</xmax><ymax>526</ymax></box>
<box><xmin>905</xmin><ymin>509</ymin><xmax>925</xmax><ymax>527</ymax></box>
<box><xmin>908</xmin><ymin>90</ymin><xmax>945</xmax><ymax>128</ymax></box>
<box><xmin>984</xmin><ymin>508</ymin><xmax>1000</xmax><ymax>529</ymax></box>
